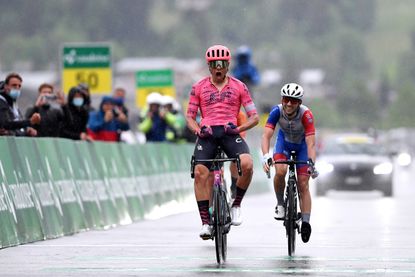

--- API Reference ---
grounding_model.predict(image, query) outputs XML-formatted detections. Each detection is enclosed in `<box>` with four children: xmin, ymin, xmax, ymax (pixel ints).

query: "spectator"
<box><xmin>232</xmin><ymin>45</ymin><xmax>260</xmax><ymax>95</ymax></box>
<box><xmin>25</xmin><ymin>83</ymin><xmax>65</xmax><ymax>137</ymax></box>
<box><xmin>61</xmin><ymin>86</ymin><xmax>92</xmax><ymax>141</ymax></box>
<box><xmin>87</xmin><ymin>96</ymin><xmax>129</xmax><ymax>142</ymax></box>
<box><xmin>138</xmin><ymin>92</ymin><xmax>175</xmax><ymax>142</ymax></box>
<box><xmin>78</xmin><ymin>83</ymin><xmax>94</xmax><ymax>112</ymax></box>
<box><xmin>112</xmin><ymin>87</ymin><xmax>129</xmax><ymax>116</ymax></box>
<box><xmin>161</xmin><ymin>95</ymin><xmax>186</xmax><ymax>142</ymax></box>
<box><xmin>0</xmin><ymin>72</ymin><xmax>40</xmax><ymax>136</ymax></box>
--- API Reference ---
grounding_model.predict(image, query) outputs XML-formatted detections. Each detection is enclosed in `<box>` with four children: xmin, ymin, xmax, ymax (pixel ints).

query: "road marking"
<box><xmin>42</xmin><ymin>267</ymin><xmax>415</xmax><ymax>274</ymax></box>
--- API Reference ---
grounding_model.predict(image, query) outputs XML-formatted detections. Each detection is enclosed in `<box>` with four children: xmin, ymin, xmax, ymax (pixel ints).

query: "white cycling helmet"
<box><xmin>280</xmin><ymin>83</ymin><xmax>304</xmax><ymax>100</ymax></box>
<box><xmin>146</xmin><ymin>92</ymin><xmax>162</xmax><ymax>105</ymax></box>
<box><xmin>161</xmin><ymin>95</ymin><xmax>174</xmax><ymax>106</ymax></box>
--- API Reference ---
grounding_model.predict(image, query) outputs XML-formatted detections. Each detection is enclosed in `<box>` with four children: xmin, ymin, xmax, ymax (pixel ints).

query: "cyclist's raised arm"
<box><xmin>185</xmin><ymin>85</ymin><xmax>201</xmax><ymax>135</ymax></box>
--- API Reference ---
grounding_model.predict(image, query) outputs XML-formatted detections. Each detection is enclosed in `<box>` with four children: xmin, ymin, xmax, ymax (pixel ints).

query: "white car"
<box><xmin>315</xmin><ymin>134</ymin><xmax>394</xmax><ymax>197</ymax></box>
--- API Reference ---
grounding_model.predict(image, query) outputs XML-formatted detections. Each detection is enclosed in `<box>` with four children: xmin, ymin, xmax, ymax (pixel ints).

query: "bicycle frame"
<box><xmin>191</xmin><ymin>148</ymin><xmax>241</xmax><ymax>264</ymax></box>
<box><xmin>272</xmin><ymin>151</ymin><xmax>308</xmax><ymax>256</ymax></box>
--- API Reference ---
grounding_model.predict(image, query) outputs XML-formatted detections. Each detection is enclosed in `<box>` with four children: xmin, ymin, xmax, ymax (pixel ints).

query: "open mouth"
<box><xmin>215</xmin><ymin>71</ymin><xmax>222</xmax><ymax>77</ymax></box>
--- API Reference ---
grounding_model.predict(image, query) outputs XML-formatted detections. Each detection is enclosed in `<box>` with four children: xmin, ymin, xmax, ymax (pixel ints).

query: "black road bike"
<box><xmin>267</xmin><ymin>151</ymin><xmax>308</xmax><ymax>256</ymax></box>
<box><xmin>191</xmin><ymin>147</ymin><xmax>242</xmax><ymax>264</ymax></box>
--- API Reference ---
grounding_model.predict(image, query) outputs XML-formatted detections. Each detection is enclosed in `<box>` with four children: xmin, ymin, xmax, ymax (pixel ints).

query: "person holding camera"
<box><xmin>25</xmin><ymin>83</ymin><xmax>65</xmax><ymax>137</ymax></box>
<box><xmin>0</xmin><ymin>72</ymin><xmax>40</xmax><ymax>136</ymax></box>
<box><xmin>138</xmin><ymin>92</ymin><xmax>176</xmax><ymax>142</ymax></box>
<box><xmin>87</xmin><ymin>95</ymin><xmax>129</xmax><ymax>142</ymax></box>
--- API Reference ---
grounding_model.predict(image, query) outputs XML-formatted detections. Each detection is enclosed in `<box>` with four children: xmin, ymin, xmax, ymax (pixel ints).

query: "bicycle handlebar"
<box><xmin>266</xmin><ymin>159</ymin><xmax>309</xmax><ymax>179</ymax></box>
<box><xmin>190</xmin><ymin>155</ymin><xmax>242</xmax><ymax>179</ymax></box>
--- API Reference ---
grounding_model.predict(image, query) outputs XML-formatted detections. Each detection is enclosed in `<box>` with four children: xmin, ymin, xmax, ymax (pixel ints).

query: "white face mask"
<box><xmin>9</xmin><ymin>89</ymin><xmax>21</xmax><ymax>100</ymax></box>
<box><xmin>72</xmin><ymin>97</ymin><xmax>84</xmax><ymax>107</ymax></box>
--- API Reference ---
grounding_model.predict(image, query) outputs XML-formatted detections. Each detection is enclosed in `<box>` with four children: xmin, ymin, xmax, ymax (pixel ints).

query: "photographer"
<box><xmin>138</xmin><ymin>92</ymin><xmax>176</xmax><ymax>142</ymax></box>
<box><xmin>87</xmin><ymin>96</ymin><xmax>129</xmax><ymax>142</ymax></box>
<box><xmin>25</xmin><ymin>83</ymin><xmax>65</xmax><ymax>137</ymax></box>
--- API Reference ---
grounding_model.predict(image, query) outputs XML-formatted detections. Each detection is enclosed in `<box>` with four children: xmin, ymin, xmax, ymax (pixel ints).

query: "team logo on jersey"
<box><xmin>305</xmin><ymin>113</ymin><xmax>313</xmax><ymax>123</ymax></box>
<box><xmin>236</xmin><ymin>138</ymin><xmax>242</xmax><ymax>143</ymax></box>
<box><xmin>197</xmin><ymin>144</ymin><xmax>203</xmax><ymax>151</ymax></box>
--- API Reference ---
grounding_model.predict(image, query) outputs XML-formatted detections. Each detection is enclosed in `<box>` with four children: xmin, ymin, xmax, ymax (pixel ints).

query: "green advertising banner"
<box><xmin>0</xmin><ymin>136</ymin><xmax>268</xmax><ymax>250</ymax></box>
<box><xmin>36</xmin><ymin>138</ymin><xmax>87</xmax><ymax>235</ymax></box>
<box><xmin>84</xmin><ymin>142</ymin><xmax>129</xmax><ymax>226</ymax></box>
<box><xmin>54</xmin><ymin>139</ymin><xmax>103</xmax><ymax>229</ymax></box>
<box><xmin>4</xmin><ymin>137</ymin><xmax>44</xmax><ymax>243</ymax></box>
<box><xmin>14</xmin><ymin>138</ymin><xmax>64</xmax><ymax>239</ymax></box>
<box><xmin>0</xmin><ymin>138</ymin><xmax>20</xmax><ymax>248</ymax></box>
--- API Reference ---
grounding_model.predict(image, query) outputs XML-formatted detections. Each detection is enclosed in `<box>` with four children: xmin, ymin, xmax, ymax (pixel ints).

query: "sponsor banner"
<box><xmin>54</xmin><ymin>139</ymin><xmax>103</xmax><ymax>229</ymax></box>
<box><xmin>0</xmin><ymin>138</ymin><xmax>20</xmax><ymax>248</ymax></box>
<box><xmin>14</xmin><ymin>138</ymin><xmax>64</xmax><ymax>239</ymax></box>
<box><xmin>36</xmin><ymin>138</ymin><xmax>87</xmax><ymax>235</ymax></box>
<box><xmin>3</xmin><ymin>137</ymin><xmax>44</xmax><ymax>243</ymax></box>
<box><xmin>85</xmin><ymin>142</ymin><xmax>130</xmax><ymax>225</ymax></box>
<box><xmin>62</xmin><ymin>44</ymin><xmax>112</xmax><ymax>95</ymax></box>
<box><xmin>135</xmin><ymin>69</ymin><xmax>176</xmax><ymax>108</ymax></box>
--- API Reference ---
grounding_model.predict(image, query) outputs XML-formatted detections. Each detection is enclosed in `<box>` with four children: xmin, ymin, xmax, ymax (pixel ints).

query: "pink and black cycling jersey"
<box><xmin>265</xmin><ymin>104</ymin><xmax>315</xmax><ymax>144</ymax></box>
<box><xmin>186</xmin><ymin>76</ymin><xmax>257</xmax><ymax>126</ymax></box>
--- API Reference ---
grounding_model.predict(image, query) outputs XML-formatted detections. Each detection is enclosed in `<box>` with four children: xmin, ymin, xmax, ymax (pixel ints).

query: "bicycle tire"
<box><xmin>213</xmin><ymin>190</ymin><xmax>223</xmax><ymax>264</ymax></box>
<box><xmin>287</xmin><ymin>183</ymin><xmax>296</xmax><ymax>256</ymax></box>
<box><xmin>219</xmin><ymin>189</ymin><xmax>229</xmax><ymax>262</ymax></box>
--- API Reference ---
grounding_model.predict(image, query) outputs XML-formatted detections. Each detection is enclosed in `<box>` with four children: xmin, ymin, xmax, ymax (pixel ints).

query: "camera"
<box><xmin>112</xmin><ymin>108</ymin><xmax>120</xmax><ymax>117</ymax></box>
<box><xmin>43</xmin><ymin>95</ymin><xmax>57</xmax><ymax>102</ymax></box>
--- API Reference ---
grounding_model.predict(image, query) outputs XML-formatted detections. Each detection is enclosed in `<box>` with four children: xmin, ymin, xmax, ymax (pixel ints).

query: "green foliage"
<box><xmin>385</xmin><ymin>85</ymin><xmax>415</xmax><ymax>128</ymax></box>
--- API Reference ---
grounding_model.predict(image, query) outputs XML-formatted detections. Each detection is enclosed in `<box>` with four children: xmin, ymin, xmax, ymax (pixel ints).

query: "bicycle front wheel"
<box><xmin>219</xmin><ymin>189</ymin><xmax>229</xmax><ymax>262</ymax></box>
<box><xmin>286</xmin><ymin>184</ymin><xmax>297</xmax><ymax>256</ymax></box>
<box><xmin>213</xmin><ymin>190</ymin><xmax>223</xmax><ymax>264</ymax></box>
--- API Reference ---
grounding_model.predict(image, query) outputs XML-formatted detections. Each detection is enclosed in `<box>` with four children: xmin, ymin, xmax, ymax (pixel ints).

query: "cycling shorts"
<box><xmin>273</xmin><ymin>131</ymin><xmax>309</xmax><ymax>176</ymax></box>
<box><xmin>193</xmin><ymin>125</ymin><xmax>250</xmax><ymax>170</ymax></box>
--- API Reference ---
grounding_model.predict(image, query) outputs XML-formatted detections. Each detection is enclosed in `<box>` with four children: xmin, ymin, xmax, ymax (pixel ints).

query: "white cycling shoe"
<box><xmin>231</xmin><ymin>206</ymin><xmax>242</xmax><ymax>226</ymax></box>
<box><xmin>274</xmin><ymin>205</ymin><xmax>285</xmax><ymax>220</ymax></box>
<box><xmin>199</xmin><ymin>224</ymin><xmax>212</xmax><ymax>240</ymax></box>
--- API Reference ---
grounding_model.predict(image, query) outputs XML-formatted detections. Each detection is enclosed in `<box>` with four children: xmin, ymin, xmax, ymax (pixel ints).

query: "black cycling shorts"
<box><xmin>193</xmin><ymin>125</ymin><xmax>250</xmax><ymax>170</ymax></box>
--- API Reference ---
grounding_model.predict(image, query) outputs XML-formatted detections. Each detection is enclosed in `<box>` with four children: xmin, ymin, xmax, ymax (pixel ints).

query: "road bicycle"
<box><xmin>191</xmin><ymin>147</ymin><xmax>242</xmax><ymax>264</ymax></box>
<box><xmin>267</xmin><ymin>151</ymin><xmax>308</xmax><ymax>256</ymax></box>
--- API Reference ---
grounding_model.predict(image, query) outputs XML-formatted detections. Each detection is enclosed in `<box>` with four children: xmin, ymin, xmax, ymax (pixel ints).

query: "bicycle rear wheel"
<box><xmin>286</xmin><ymin>184</ymin><xmax>297</xmax><ymax>256</ymax></box>
<box><xmin>213</xmin><ymin>190</ymin><xmax>223</xmax><ymax>264</ymax></box>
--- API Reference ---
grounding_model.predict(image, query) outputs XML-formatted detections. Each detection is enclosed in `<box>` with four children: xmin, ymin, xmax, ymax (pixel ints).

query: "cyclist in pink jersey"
<box><xmin>186</xmin><ymin>44</ymin><xmax>259</xmax><ymax>240</ymax></box>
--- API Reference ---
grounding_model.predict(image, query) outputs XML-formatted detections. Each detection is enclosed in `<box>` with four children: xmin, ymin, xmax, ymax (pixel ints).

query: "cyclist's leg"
<box><xmin>296</xmin><ymin>141</ymin><xmax>312</xmax><ymax>242</ymax></box>
<box><xmin>296</xmin><ymin>141</ymin><xmax>312</xmax><ymax>218</ymax></box>
<box><xmin>229</xmin><ymin>162</ymin><xmax>238</xmax><ymax>199</ymax></box>
<box><xmin>193</xmin><ymin>137</ymin><xmax>217</xmax><ymax>228</ymax></box>
<box><xmin>221</xmin><ymin>134</ymin><xmax>251</xmax><ymax>206</ymax></box>
<box><xmin>273</xmin><ymin>131</ymin><xmax>288</xmax><ymax>208</ymax></box>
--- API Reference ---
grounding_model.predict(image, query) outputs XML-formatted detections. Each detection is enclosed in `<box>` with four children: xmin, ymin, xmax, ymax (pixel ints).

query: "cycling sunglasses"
<box><xmin>282</xmin><ymin>96</ymin><xmax>301</xmax><ymax>105</ymax></box>
<box><xmin>209</xmin><ymin>60</ymin><xmax>229</xmax><ymax>69</ymax></box>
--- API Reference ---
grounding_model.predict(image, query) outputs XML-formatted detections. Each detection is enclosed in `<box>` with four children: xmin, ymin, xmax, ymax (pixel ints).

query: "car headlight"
<box><xmin>373</xmin><ymin>162</ymin><xmax>393</xmax><ymax>175</ymax></box>
<box><xmin>397</xmin><ymin>152</ymin><xmax>411</xmax><ymax>167</ymax></box>
<box><xmin>316</xmin><ymin>161</ymin><xmax>334</xmax><ymax>175</ymax></box>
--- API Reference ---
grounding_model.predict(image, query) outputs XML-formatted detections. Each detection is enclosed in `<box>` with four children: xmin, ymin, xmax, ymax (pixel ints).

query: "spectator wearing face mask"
<box><xmin>60</xmin><ymin>86</ymin><xmax>92</xmax><ymax>141</ymax></box>
<box><xmin>0</xmin><ymin>72</ymin><xmax>40</xmax><ymax>136</ymax></box>
<box><xmin>25</xmin><ymin>83</ymin><xmax>65</xmax><ymax>137</ymax></box>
